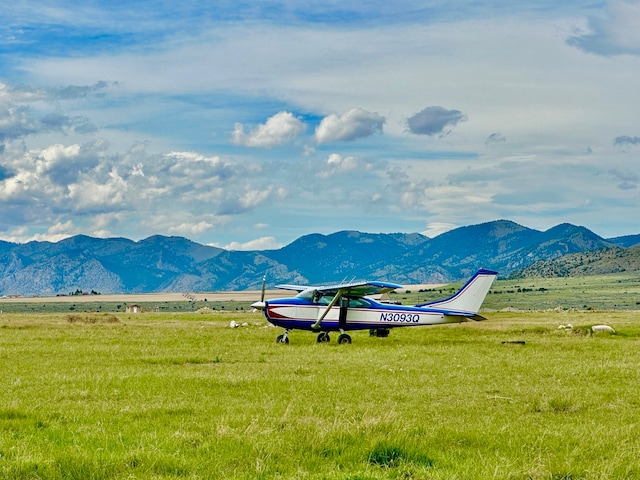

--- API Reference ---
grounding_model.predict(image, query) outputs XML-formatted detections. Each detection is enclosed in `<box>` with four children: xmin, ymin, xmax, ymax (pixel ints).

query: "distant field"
<box><xmin>0</xmin><ymin>290</ymin><xmax>267</xmax><ymax>314</ymax></box>
<box><xmin>1</xmin><ymin>308</ymin><xmax>640</xmax><ymax>479</ymax></box>
<box><xmin>2</xmin><ymin>272</ymin><xmax>640</xmax><ymax>313</ymax></box>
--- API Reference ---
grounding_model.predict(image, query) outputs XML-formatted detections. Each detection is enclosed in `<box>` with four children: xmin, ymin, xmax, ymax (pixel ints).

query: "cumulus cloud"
<box><xmin>613</xmin><ymin>135</ymin><xmax>640</xmax><ymax>146</ymax></box>
<box><xmin>0</xmin><ymin>105</ymin><xmax>41</xmax><ymax>139</ymax></box>
<box><xmin>219</xmin><ymin>236</ymin><xmax>284</xmax><ymax>251</ymax></box>
<box><xmin>231</xmin><ymin>111</ymin><xmax>306</xmax><ymax>148</ymax></box>
<box><xmin>314</xmin><ymin>108</ymin><xmax>385</xmax><ymax>143</ymax></box>
<box><xmin>316</xmin><ymin>153</ymin><xmax>360</xmax><ymax>179</ymax></box>
<box><xmin>406</xmin><ymin>106</ymin><xmax>467</xmax><ymax>136</ymax></box>
<box><xmin>567</xmin><ymin>0</ymin><xmax>640</xmax><ymax>56</ymax></box>
<box><xmin>217</xmin><ymin>187</ymin><xmax>286</xmax><ymax>215</ymax></box>
<box><xmin>0</xmin><ymin>134</ymin><xmax>275</xmax><ymax>240</ymax></box>
<box><xmin>422</xmin><ymin>222</ymin><xmax>456</xmax><ymax>238</ymax></box>
<box><xmin>40</xmin><ymin>141</ymin><xmax>106</xmax><ymax>186</ymax></box>
<box><xmin>0</xmin><ymin>81</ymin><xmax>110</xmax><ymax>142</ymax></box>
<box><xmin>168</xmin><ymin>220</ymin><xmax>215</xmax><ymax>236</ymax></box>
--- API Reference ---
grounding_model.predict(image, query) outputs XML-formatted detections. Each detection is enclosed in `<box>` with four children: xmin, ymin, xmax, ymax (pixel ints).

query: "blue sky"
<box><xmin>1</xmin><ymin>1</ymin><xmax>639</xmax><ymax>249</ymax></box>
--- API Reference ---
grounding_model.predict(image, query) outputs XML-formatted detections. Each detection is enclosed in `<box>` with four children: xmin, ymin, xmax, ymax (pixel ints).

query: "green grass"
<box><xmin>2</xmin><ymin>308</ymin><xmax>640</xmax><ymax>479</ymax></box>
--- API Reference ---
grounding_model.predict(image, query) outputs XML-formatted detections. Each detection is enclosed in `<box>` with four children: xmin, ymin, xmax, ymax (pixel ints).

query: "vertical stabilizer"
<box><xmin>417</xmin><ymin>269</ymin><xmax>498</xmax><ymax>313</ymax></box>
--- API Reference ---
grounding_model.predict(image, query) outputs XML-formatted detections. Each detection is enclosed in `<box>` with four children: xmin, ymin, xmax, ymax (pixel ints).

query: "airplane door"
<box><xmin>338</xmin><ymin>297</ymin><xmax>349</xmax><ymax>328</ymax></box>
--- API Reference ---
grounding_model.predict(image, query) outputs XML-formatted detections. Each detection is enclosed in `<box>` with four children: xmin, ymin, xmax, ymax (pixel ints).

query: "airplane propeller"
<box><xmin>251</xmin><ymin>275</ymin><xmax>267</xmax><ymax>310</ymax></box>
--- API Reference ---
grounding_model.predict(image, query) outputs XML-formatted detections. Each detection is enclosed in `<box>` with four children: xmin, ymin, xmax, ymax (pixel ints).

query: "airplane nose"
<box><xmin>251</xmin><ymin>301</ymin><xmax>266</xmax><ymax>310</ymax></box>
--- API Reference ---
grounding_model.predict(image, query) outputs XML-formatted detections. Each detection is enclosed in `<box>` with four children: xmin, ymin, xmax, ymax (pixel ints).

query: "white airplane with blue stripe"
<box><xmin>251</xmin><ymin>268</ymin><xmax>498</xmax><ymax>344</ymax></box>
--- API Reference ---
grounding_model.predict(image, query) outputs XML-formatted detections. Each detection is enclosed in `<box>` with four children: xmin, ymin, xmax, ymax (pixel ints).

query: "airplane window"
<box><xmin>309</xmin><ymin>295</ymin><xmax>370</xmax><ymax>307</ymax></box>
<box><xmin>348</xmin><ymin>298</ymin><xmax>370</xmax><ymax>308</ymax></box>
<box><xmin>297</xmin><ymin>289</ymin><xmax>316</xmax><ymax>301</ymax></box>
<box><xmin>317</xmin><ymin>296</ymin><xmax>333</xmax><ymax>305</ymax></box>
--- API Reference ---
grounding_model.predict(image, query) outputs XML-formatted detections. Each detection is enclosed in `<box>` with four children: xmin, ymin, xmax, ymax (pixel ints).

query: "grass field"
<box><xmin>2</xmin><ymin>304</ymin><xmax>640</xmax><ymax>479</ymax></box>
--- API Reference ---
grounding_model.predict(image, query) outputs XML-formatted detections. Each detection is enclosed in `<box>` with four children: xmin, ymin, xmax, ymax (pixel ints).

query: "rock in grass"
<box><xmin>591</xmin><ymin>324</ymin><xmax>615</xmax><ymax>334</ymax></box>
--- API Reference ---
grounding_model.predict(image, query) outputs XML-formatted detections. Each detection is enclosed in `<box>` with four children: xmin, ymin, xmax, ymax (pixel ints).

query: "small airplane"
<box><xmin>251</xmin><ymin>268</ymin><xmax>498</xmax><ymax>344</ymax></box>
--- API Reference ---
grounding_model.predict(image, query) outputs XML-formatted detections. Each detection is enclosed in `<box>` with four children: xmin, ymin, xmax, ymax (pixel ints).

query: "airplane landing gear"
<box><xmin>276</xmin><ymin>331</ymin><xmax>290</xmax><ymax>344</ymax></box>
<box><xmin>316</xmin><ymin>332</ymin><xmax>330</xmax><ymax>343</ymax></box>
<box><xmin>337</xmin><ymin>333</ymin><xmax>352</xmax><ymax>344</ymax></box>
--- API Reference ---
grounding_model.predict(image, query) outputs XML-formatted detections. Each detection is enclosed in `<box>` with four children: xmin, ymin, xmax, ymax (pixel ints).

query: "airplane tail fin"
<box><xmin>417</xmin><ymin>269</ymin><xmax>498</xmax><ymax>314</ymax></box>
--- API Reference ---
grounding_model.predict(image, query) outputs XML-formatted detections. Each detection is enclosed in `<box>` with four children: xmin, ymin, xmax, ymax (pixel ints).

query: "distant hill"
<box><xmin>510</xmin><ymin>245</ymin><xmax>640</xmax><ymax>278</ymax></box>
<box><xmin>0</xmin><ymin>236</ymin><xmax>223</xmax><ymax>295</ymax></box>
<box><xmin>608</xmin><ymin>234</ymin><xmax>640</xmax><ymax>248</ymax></box>
<box><xmin>0</xmin><ymin>220</ymin><xmax>635</xmax><ymax>295</ymax></box>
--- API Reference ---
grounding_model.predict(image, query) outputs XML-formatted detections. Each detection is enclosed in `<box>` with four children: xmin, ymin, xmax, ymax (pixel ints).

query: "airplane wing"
<box><xmin>276</xmin><ymin>280</ymin><xmax>403</xmax><ymax>297</ymax></box>
<box><xmin>275</xmin><ymin>284</ymin><xmax>311</xmax><ymax>293</ymax></box>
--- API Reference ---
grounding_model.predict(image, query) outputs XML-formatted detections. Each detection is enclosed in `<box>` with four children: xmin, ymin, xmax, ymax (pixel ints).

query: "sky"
<box><xmin>1</xmin><ymin>1</ymin><xmax>639</xmax><ymax>250</ymax></box>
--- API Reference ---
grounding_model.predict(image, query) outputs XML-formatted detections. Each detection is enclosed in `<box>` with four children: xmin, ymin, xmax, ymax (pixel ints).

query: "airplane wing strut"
<box><xmin>311</xmin><ymin>289</ymin><xmax>343</xmax><ymax>331</ymax></box>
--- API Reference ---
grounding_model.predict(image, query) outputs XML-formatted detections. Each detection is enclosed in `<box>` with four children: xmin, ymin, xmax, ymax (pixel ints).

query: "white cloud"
<box><xmin>217</xmin><ymin>187</ymin><xmax>287</xmax><ymax>216</ymax></box>
<box><xmin>67</xmin><ymin>167</ymin><xmax>128</xmax><ymax>211</ymax></box>
<box><xmin>567</xmin><ymin>0</ymin><xmax>640</xmax><ymax>56</ymax></box>
<box><xmin>317</xmin><ymin>153</ymin><xmax>360</xmax><ymax>178</ymax></box>
<box><xmin>0</xmin><ymin>221</ymin><xmax>79</xmax><ymax>243</ymax></box>
<box><xmin>0</xmin><ymin>104</ymin><xmax>40</xmax><ymax>138</ymax></box>
<box><xmin>0</xmin><ymin>132</ymin><xmax>280</xmax><ymax>241</ymax></box>
<box><xmin>167</xmin><ymin>221</ymin><xmax>215</xmax><ymax>236</ymax></box>
<box><xmin>231</xmin><ymin>111</ymin><xmax>306</xmax><ymax>148</ymax></box>
<box><xmin>218</xmin><ymin>236</ymin><xmax>284</xmax><ymax>251</ymax></box>
<box><xmin>422</xmin><ymin>222</ymin><xmax>456</xmax><ymax>238</ymax></box>
<box><xmin>315</xmin><ymin>108</ymin><xmax>385</xmax><ymax>143</ymax></box>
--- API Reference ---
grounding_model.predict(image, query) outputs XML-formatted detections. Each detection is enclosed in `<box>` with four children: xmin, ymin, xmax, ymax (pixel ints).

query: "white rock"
<box><xmin>591</xmin><ymin>325</ymin><xmax>615</xmax><ymax>333</ymax></box>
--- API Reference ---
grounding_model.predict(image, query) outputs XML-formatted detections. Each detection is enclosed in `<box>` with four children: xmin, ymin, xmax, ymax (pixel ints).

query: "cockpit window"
<box><xmin>296</xmin><ymin>289</ymin><xmax>316</xmax><ymax>301</ymax></box>
<box><xmin>317</xmin><ymin>295</ymin><xmax>333</xmax><ymax>305</ymax></box>
<box><xmin>347</xmin><ymin>298</ymin><xmax>370</xmax><ymax>308</ymax></box>
<box><xmin>313</xmin><ymin>295</ymin><xmax>371</xmax><ymax>307</ymax></box>
<box><xmin>296</xmin><ymin>290</ymin><xmax>372</xmax><ymax>308</ymax></box>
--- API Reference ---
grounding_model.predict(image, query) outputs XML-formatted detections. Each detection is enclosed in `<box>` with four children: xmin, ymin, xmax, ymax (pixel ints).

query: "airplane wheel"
<box><xmin>317</xmin><ymin>332</ymin><xmax>330</xmax><ymax>343</ymax></box>
<box><xmin>276</xmin><ymin>334</ymin><xmax>289</xmax><ymax>344</ymax></box>
<box><xmin>338</xmin><ymin>334</ymin><xmax>352</xmax><ymax>344</ymax></box>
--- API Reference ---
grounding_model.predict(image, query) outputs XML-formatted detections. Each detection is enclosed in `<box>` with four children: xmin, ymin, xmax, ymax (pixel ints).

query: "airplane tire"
<box><xmin>317</xmin><ymin>332</ymin><xmax>330</xmax><ymax>343</ymax></box>
<box><xmin>276</xmin><ymin>334</ymin><xmax>289</xmax><ymax>344</ymax></box>
<box><xmin>338</xmin><ymin>334</ymin><xmax>352</xmax><ymax>344</ymax></box>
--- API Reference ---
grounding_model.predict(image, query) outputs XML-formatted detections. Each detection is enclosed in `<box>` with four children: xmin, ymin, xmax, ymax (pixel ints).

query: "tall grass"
<box><xmin>1</xmin><ymin>310</ymin><xmax>640</xmax><ymax>478</ymax></box>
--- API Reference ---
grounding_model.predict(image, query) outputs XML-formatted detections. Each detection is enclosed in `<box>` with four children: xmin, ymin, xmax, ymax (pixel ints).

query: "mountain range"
<box><xmin>0</xmin><ymin>219</ymin><xmax>638</xmax><ymax>296</ymax></box>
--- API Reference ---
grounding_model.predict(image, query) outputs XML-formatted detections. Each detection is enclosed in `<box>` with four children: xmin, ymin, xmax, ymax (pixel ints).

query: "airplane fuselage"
<box><xmin>264</xmin><ymin>297</ymin><xmax>468</xmax><ymax>332</ymax></box>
